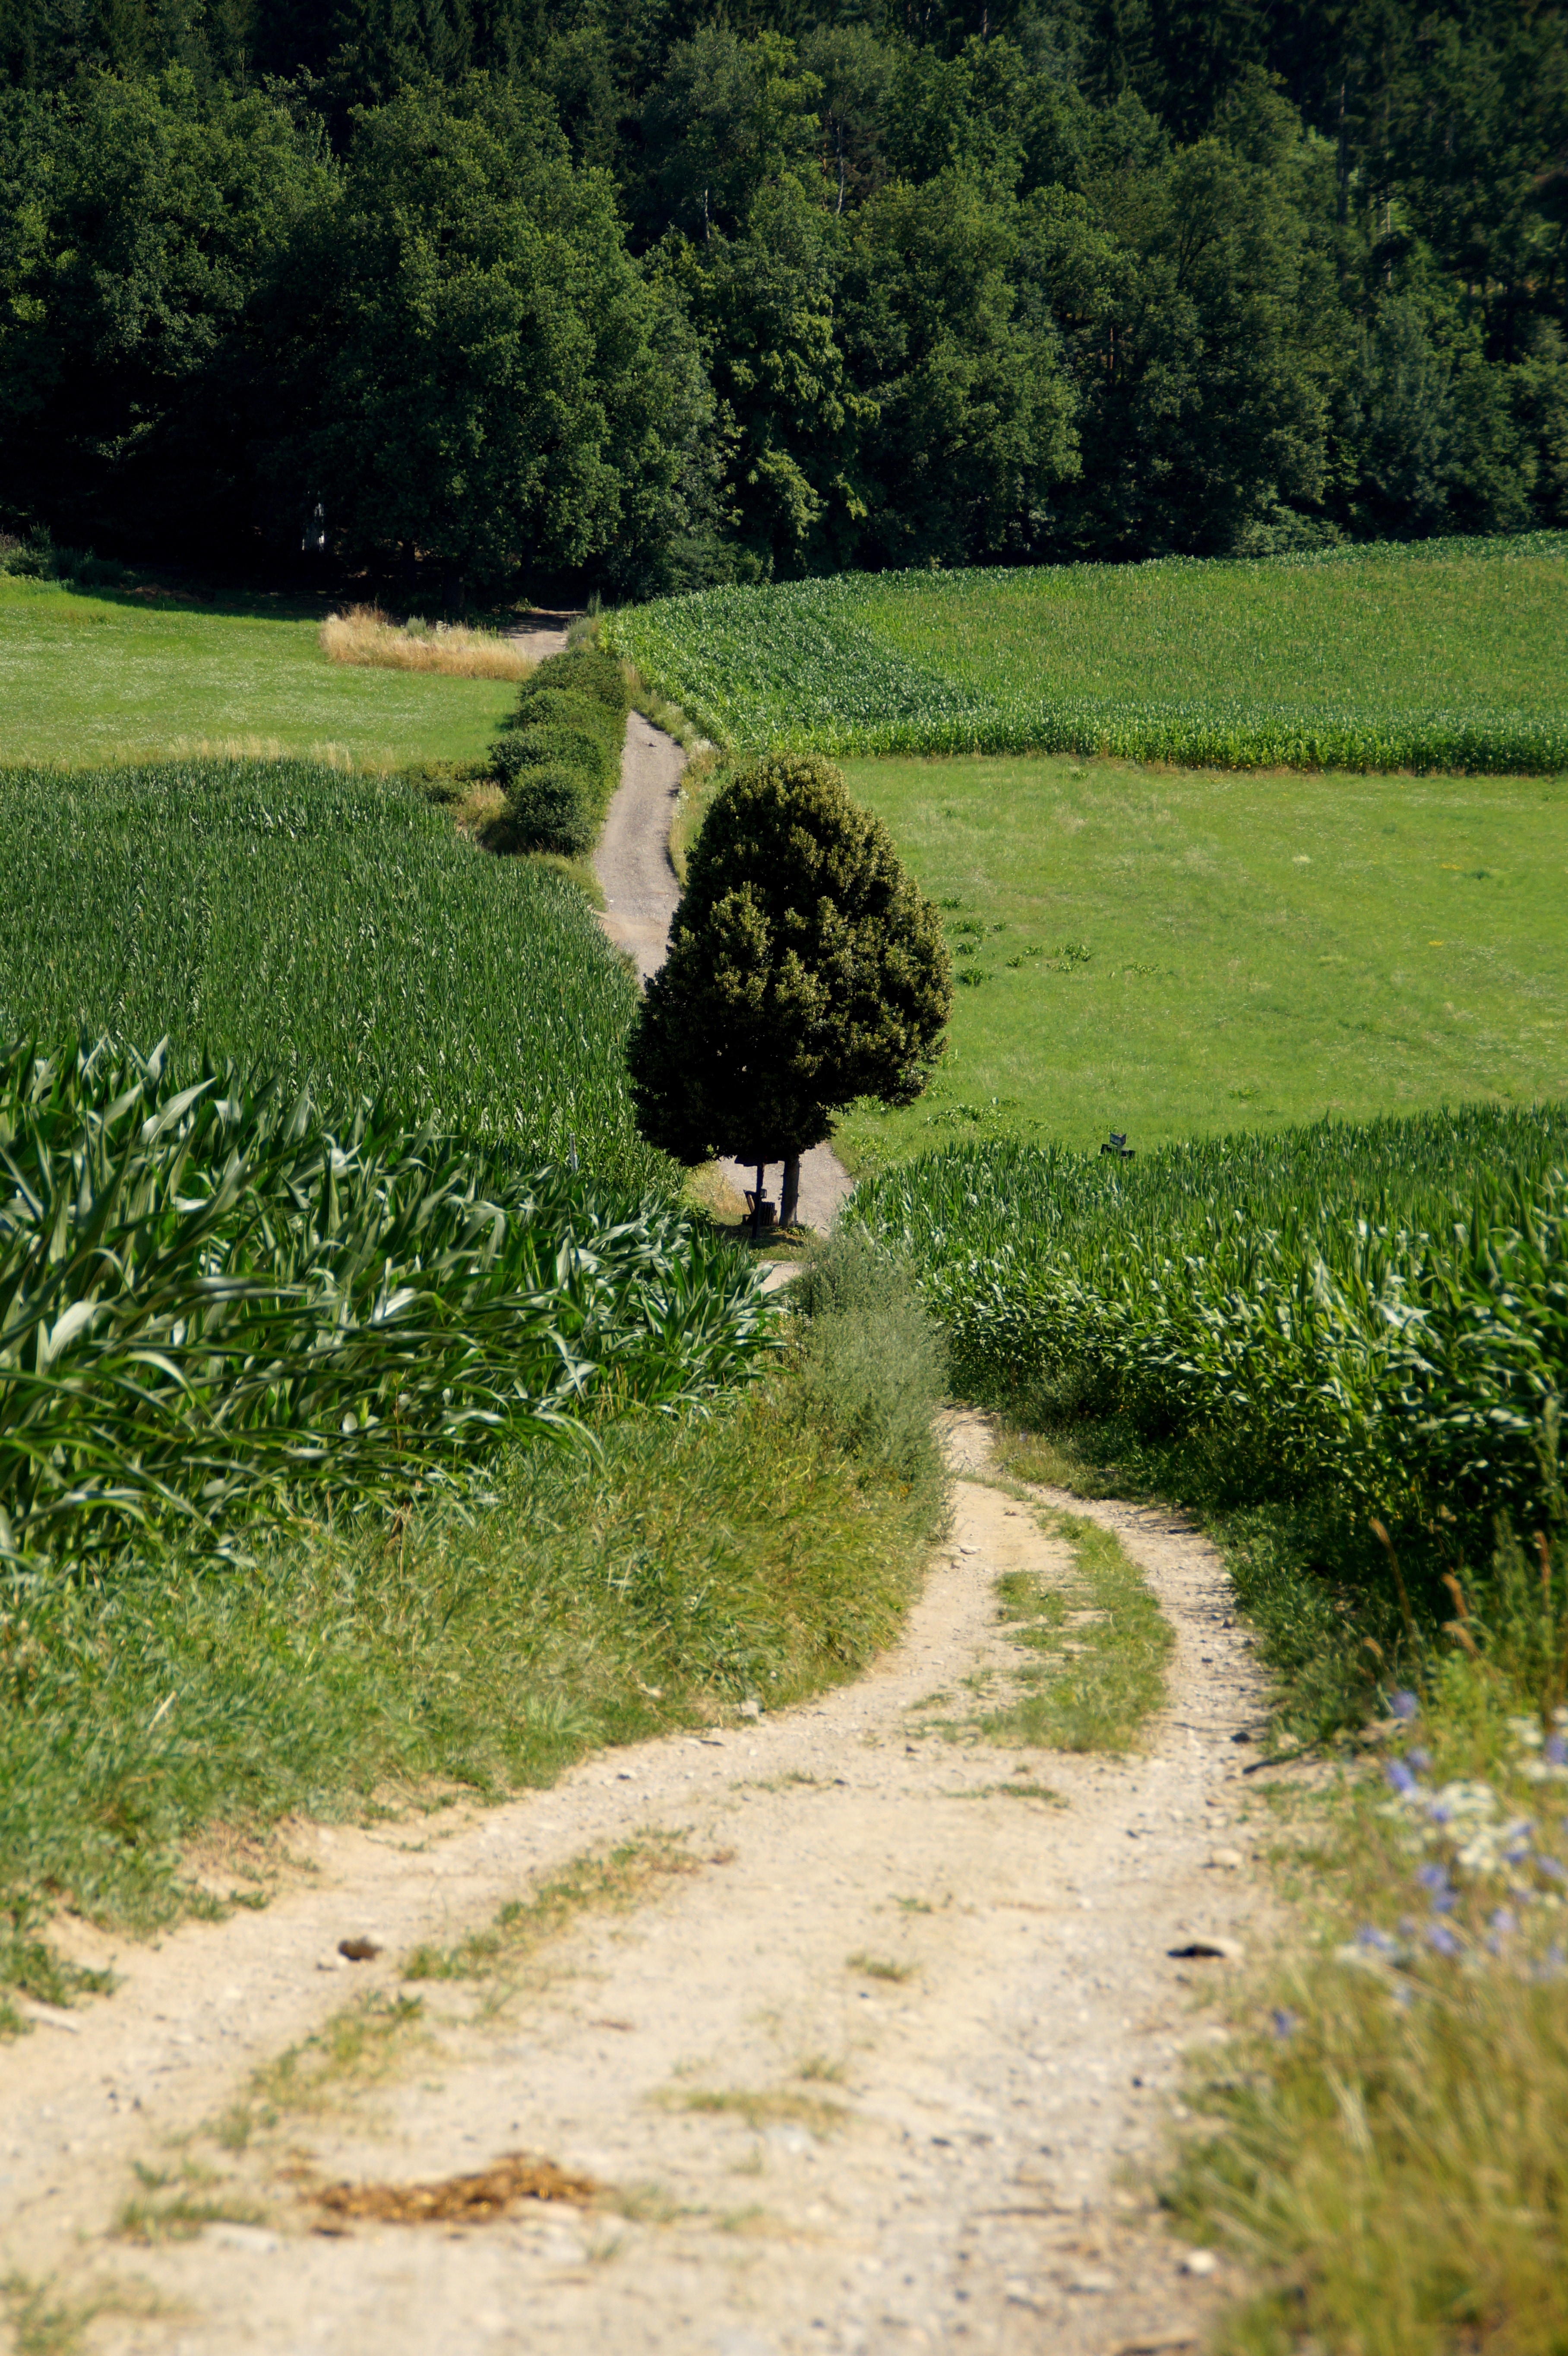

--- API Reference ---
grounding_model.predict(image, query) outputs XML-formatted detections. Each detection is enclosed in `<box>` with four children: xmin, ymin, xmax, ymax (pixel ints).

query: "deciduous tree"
<box><xmin>627</xmin><ymin>754</ymin><xmax>951</xmax><ymax>1229</ymax></box>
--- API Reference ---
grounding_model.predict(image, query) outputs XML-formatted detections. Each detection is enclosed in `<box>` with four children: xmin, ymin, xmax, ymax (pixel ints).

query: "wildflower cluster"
<box><xmin>1338</xmin><ymin>1691</ymin><xmax>1568</xmax><ymax>1983</ymax></box>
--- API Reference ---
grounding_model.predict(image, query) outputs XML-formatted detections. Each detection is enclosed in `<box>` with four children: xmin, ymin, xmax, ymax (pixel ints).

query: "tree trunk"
<box><xmin>751</xmin><ymin>1161</ymin><xmax>765</xmax><ymax>1242</ymax></box>
<box><xmin>781</xmin><ymin>1154</ymin><xmax>801</xmax><ymax>1230</ymax></box>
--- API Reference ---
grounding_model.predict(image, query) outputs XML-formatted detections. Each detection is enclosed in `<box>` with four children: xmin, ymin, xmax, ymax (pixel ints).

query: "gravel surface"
<box><xmin>1</xmin><ymin>1415</ymin><xmax>1277</xmax><ymax>2355</ymax></box>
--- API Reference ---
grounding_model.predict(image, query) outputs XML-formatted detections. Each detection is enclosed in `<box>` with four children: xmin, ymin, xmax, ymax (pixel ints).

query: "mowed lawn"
<box><xmin>834</xmin><ymin>754</ymin><xmax>1568</xmax><ymax>1171</ymax></box>
<box><xmin>0</xmin><ymin>578</ymin><xmax>517</xmax><ymax>767</ymax></box>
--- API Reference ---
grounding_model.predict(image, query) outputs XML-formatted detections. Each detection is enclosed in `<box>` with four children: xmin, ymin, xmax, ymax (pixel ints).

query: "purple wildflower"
<box><xmin>1384</xmin><ymin>1759</ymin><xmax>1418</xmax><ymax>1797</ymax></box>
<box><xmin>1270</xmin><ymin>2008</ymin><xmax>1297</xmax><ymax>2039</ymax></box>
<box><xmin>1546</xmin><ymin>1734</ymin><xmax>1567</xmax><ymax>1767</ymax></box>
<box><xmin>1426</xmin><ymin>1920</ymin><xmax>1462</xmax><ymax>1958</ymax></box>
<box><xmin>1406</xmin><ymin>1747</ymin><xmax>1432</xmax><ymax>1774</ymax></box>
<box><xmin>1537</xmin><ymin>1856</ymin><xmax>1568</xmax><ymax>1882</ymax></box>
<box><xmin>1489</xmin><ymin>1908</ymin><xmax>1517</xmax><ymax>1938</ymax></box>
<box><xmin>1391</xmin><ymin>1690</ymin><xmax>1419</xmax><ymax>1722</ymax></box>
<box><xmin>1356</xmin><ymin>1925</ymin><xmax>1400</xmax><ymax>1953</ymax></box>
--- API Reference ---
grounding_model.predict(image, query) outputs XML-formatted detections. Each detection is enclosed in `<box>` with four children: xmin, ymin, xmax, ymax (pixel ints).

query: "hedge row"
<box><xmin>490</xmin><ymin>646</ymin><xmax>631</xmax><ymax>856</ymax></box>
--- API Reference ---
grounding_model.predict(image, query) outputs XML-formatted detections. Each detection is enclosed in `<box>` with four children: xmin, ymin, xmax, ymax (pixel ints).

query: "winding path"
<box><xmin>1</xmin><ymin>1416</ymin><xmax>1276</xmax><ymax>2356</ymax></box>
<box><xmin>596</xmin><ymin>714</ymin><xmax>854</xmax><ymax>1236</ymax></box>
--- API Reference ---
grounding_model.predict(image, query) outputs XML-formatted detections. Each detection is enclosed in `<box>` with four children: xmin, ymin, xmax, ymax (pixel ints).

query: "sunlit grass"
<box><xmin>831</xmin><ymin>752</ymin><xmax>1568</xmax><ymax>1168</ymax></box>
<box><xmin>615</xmin><ymin>535</ymin><xmax>1568</xmax><ymax>772</ymax></box>
<box><xmin>0</xmin><ymin>576</ymin><xmax>515</xmax><ymax>767</ymax></box>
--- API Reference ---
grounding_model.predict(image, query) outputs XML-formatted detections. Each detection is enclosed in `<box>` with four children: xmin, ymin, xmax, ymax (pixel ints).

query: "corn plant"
<box><xmin>848</xmin><ymin>1102</ymin><xmax>1568</xmax><ymax>1535</ymax></box>
<box><xmin>611</xmin><ymin>531</ymin><xmax>1568</xmax><ymax>775</ymax></box>
<box><xmin>0</xmin><ymin>1041</ymin><xmax>771</xmax><ymax>1574</ymax></box>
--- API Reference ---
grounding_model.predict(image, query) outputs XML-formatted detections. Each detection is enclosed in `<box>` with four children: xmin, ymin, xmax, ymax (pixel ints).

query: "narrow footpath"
<box><xmin>0</xmin><ymin>1418</ymin><xmax>1274</xmax><ymax>2356</ymax></box>
<box><xmin>595</xmin><ymin>713</ymin><xmax>853</xmax><ymax>1235</ymax></box>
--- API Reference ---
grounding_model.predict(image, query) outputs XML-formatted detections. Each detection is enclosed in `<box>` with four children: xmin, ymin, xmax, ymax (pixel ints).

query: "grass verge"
<box><xmin>980</xmin><ymin>1507</ymin><xmax>1173</xmax><ymax>1753</ymax></box>
<box><xmin>1</xmin><ymin>1254</ymin><xmax>945</xmax><ymax>2011</ymax></box>
<box><xmin>996</xmin><ymin>1412</ymin><xmax>1568</xmax><ymax>2350</ymax></box>
<box><xmin>1167</xmin><ymin>1667</ymin><xmax>1568</xmax><ymax>2356</ymax></box>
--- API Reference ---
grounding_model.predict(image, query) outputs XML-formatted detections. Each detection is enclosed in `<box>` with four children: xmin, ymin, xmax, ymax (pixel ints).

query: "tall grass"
<box><xmin>321</xmin><ymin>605</ymin><xmax>535</xmax><ymax>681</ymax></box>
<box><xmin>1169</xmin><ymin>1640</ymin><xmax>1568</xmax><ymax>2356</ymax></box>
<box><xmin>612</xmin><ymin>533</ymin><xmax>1568</xmax><ymax>774</ymax></box>
<box><xmin>850</xmin><ymin>1105</ymin><xmax>1568</xmax><ymax>1554</ymax></box>
<box><xmin>0</xmin><ymin>1230</ymin><xmax>946</xmax><ymax>1985</ymax></box>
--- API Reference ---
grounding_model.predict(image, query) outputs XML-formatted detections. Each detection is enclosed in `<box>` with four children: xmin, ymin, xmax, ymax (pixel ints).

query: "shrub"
<box><xmin>488</xmin><ymin>765</ymin><xmax>596</xmax><ymax>857</ymax></box>
<box><xmin>489</xmin><ymin>646</ymin><xmax>631</xmax><ymax>854</ymax></box>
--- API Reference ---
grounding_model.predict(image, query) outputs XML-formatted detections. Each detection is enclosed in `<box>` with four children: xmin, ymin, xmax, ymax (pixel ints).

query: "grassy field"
<box><xmin>828</xmin><ymin>752</ymin><xmax>1568</xmax><ymax>1171</ymax></box>
<box><xmin>0</xmin><ymin>577</ymin><xmax>516</xmax><ymax>768</ymax></box>
<box><xmin>613</xmin><ymin>534</ymin><xmax>1568</xmax><ymax>773</ymax></box>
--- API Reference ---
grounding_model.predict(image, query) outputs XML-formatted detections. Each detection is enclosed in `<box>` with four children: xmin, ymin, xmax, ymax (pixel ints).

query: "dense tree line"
<box><xmin>1</xmin><ymin>0</ymin><xmax>1564</xmax><ymax>593</ymax></box>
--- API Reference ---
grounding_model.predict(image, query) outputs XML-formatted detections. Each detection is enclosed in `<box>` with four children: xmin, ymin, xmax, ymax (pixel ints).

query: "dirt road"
<box><xmin>2</xmin><ymin>1417</ymin><xmax>1271</xmax><ymax>2355</ymax></box>
<box><xmin>595</xmin><ymin>716</ymin><xmax>854</xmax><ymax>1236</ymax></box>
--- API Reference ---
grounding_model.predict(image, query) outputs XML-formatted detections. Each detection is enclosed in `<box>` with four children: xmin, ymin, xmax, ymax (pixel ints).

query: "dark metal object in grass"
<box><xmin>314</xmin><ymin>2151</ymin><xmax>598</xmax><ymax>2227</ymax></box>
<box><xmin>1100</xmin><ymin>1131</ymin><xmax>1135</xmax><ymax>1159</ymax></box>
<box><xmin>745</xmin><ymin>1163</ymin><xmax>777</xmax><ymax>1241</ymax></box>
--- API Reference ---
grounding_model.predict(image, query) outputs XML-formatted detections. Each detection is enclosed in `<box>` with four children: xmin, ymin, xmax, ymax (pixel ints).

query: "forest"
<box><xmin>1</xmin><ymin>0</ymin><xmax>1565</xmax><ymax>595</ymax></box>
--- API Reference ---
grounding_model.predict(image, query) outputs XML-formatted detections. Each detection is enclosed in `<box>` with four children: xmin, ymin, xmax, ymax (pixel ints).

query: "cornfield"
<box><xmin>849</xmin><ymin>1102</ymin><xmax>1568</xmax><ymax>1533</ymax></box>
<box><xmin>611</xmin><ymin>532</ymin><xmax>1568</xmax><ymax>775</ymax></box>
<box><xmin>0</xmin><ymin>1041</ymin><xmax>771</xmax><ymax>1574</ymax></box>
<box><xmin>0</xmin><ymin>760</ymin><xmax>664</xmax><ymax>1191</ymax></box>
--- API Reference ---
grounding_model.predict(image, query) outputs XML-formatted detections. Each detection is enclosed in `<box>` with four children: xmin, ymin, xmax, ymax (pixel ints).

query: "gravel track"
<box><xmin>0</xmin><ymin>1416</ymin><xmax>1276</xmax><ymax>2356</ymax></box>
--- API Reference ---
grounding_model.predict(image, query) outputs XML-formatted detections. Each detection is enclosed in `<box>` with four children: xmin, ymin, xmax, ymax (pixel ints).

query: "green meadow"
<box><xmin>0</xmin><ymin>577</ymin><xmax>515</xmax><ymax>768</ymax></box>
<box><xmin>833</xmin><ymin>752</ymin><xmax>1568</xmax><ymax>1173</ymax></box>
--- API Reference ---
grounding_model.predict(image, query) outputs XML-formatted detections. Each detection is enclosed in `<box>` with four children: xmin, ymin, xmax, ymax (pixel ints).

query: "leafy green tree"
<box><xmin>840</xmin><ymin>168</ymin><xmax>1079</xmax><ymax>566</ymax></box>
<box><xmin>0</xmin><ymin>68</ymin><xmax>327</xmax><ymax>549</ymax></box>
<box><xmin>661</xmin><ymin>178</ymin><xmax>868</xmax><ymax>577</ymax></box>
<box><xmin>263</xmin><ymin>77</ymin><xmax>696</xmax><ymax>597</ymax></box>
<box><xmin>627</xmin><ymin>754</ymin><xmax>951</xmax><ymax>1229</ymax></box>
<box><xmin>1020</xmin><ymin>96</ymin><xmax>1340</xmax><ymax>554</ymax></box>
<box><xmin>636</xmin><ymin>27</ymin><xmax>823</xmax><ymax>242</ymax></box>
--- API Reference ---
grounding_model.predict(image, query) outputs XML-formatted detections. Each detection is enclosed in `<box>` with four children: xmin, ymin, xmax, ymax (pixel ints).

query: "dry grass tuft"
<box><xmin>321</xmin><ymin>605</ymin><xmax>535</xmax><ymax>681</ymax></box>
<box><xmin>315</xmin><ymin>2152</ymin><xmax>597</xmax><ymax>2227</ymax></box>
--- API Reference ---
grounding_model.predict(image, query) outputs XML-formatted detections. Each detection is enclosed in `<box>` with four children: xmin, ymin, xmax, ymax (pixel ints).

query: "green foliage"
<box><xmin>850</xmin><ymin>1103</ymin><xmax>1568</xmax><ymax>1554</ymax></box>
<box><xmin>0</xmin><ymin>757</ymin><xmax>652</xmax><ymax>1168</ymax></box>
<box><xmin>626</xmin><ymin>752</ymin><xmax>952</xmax><ymax>1165</ymax></box>
<box><xmin>0</xmin><ymin>69</ymin><xmax>329</xmax><ymax>555</ymax></box>
<box><xmin>0</xmin><ymin>575</ymin><xmax>516</xmax><ymax>770</ymax></box>
<box><xmin>790</xmin><ymin>1229</ymin><xmax>947</xmax><ymax>1496</ymax></box>
<box><xmin>488</xmin><ymin>643</ymin><xmax>630</xmax><ymax>855</ymax></box>
<box><xmin>262</xmin><ymin>79</ymin><xmax>695</xmax><ymax>592</ymax></box>
<box><xmin>0</xmin><ymin>1353</ymin><xmax>939</xmax><ymax>1967</ymax></box>
<box><xmin>612</xmin><ymin>532</ymin><xmax>1568</xmax><ymax>772</ymax></box>
<box><xmin>0</xmin><ymin>1040</ymin><xmax>768</xmax><ymax>1572</ymax></box>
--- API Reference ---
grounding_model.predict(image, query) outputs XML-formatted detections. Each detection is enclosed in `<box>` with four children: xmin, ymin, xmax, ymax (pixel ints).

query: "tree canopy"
<box><xmin>626</xmin><ymin>754</ymin><xmax>951</xmax><ymax>1170</ymax></box>
<box><xmin>3</xmin><ymin>0</ymin><xmax>1565</xmax><ymax>580</ymax></box>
